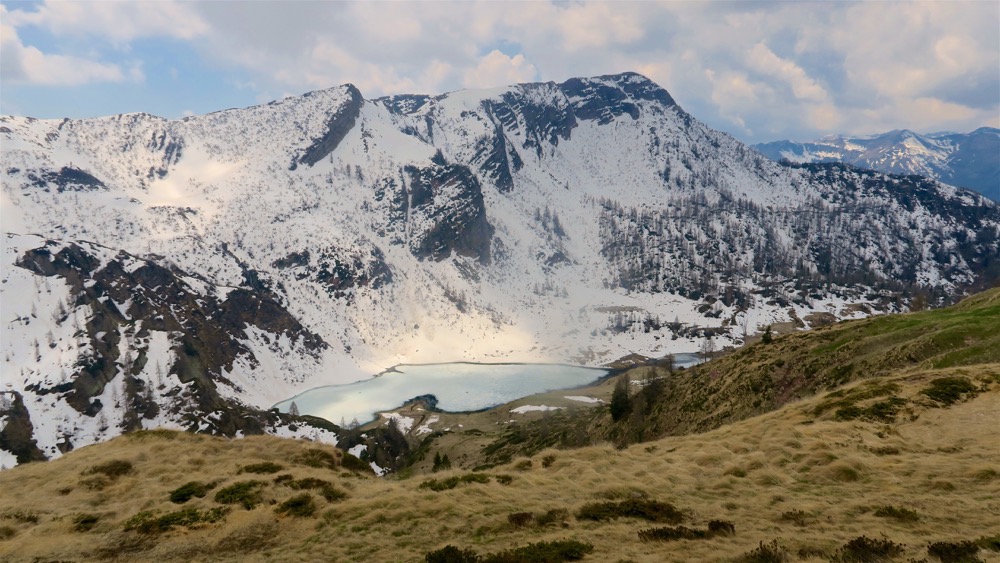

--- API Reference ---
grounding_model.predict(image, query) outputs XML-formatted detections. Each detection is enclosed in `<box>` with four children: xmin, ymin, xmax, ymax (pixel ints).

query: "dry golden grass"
<box><xmin>1</xmin><ymin>364</ymin><xmax>998</xmax><ymax>562</ymax></box>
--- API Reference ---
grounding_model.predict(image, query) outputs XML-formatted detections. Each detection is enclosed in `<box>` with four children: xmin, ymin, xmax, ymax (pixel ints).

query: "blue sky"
<box><xmin>2</xmin><ymin>0</ymin><xmax>998</xmax><ymax>143</ymax></box>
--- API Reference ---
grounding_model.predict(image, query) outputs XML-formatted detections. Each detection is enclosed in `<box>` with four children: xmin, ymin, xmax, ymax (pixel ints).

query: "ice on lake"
<box><xmin>274</xmin><ymin>355</ymin><xmax>702</xmax><ymax>425</ymax></box>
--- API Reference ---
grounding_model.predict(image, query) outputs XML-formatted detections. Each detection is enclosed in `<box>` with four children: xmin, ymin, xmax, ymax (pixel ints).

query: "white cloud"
<box><xmin>747</xmin><ymin>43</ymin><xmax>827</xmax><ymax>103</ymax></box>
<box><xmin>0</xmin><ymin>19</ymin><xmax>124</xmax><ymax>86</ymax></box>
<box><xmin>5</xmin><ymin>0</ymin><xmax>208</xmax><ymax>44</ymax></box>
<box><xmin>2</xmin><ymin>1</ymin><xmax>997</xmax><ymax>143</ymax></box>
<box><xmin>463</xmin><ymin>50</ymin><xmax>537</xmax><ymax>89</ymax></box>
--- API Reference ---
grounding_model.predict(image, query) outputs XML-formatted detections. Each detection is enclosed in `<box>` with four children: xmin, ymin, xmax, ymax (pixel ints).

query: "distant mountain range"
<box><xmin>3</xmin><ymin>72</ymin><xmax>999</xmax><ymax>465</ymax></box>
<box><xmin>753</xmin><ymin>128</ymin><xmax>1000</xmax><ymax>201</ymax></box>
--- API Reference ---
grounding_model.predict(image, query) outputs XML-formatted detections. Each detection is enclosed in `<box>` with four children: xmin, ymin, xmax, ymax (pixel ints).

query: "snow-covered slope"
<box><xmin>3</xmin><ymin>73</ymin><xmax>999</xmax><ymax>465</ymax></box>
<box><xmin>753</xmin><ymin>128</ymin><xmax>1000</xmax><ymax>201</ymax></box>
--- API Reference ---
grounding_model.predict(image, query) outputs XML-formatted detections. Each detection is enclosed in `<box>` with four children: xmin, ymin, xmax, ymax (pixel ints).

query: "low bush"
<box><xmin>921</xmin><ymin>377</ymin><xmax>976</xmax><ymax>406</ymax></box>
<box><xmin>240</xmin><ymin>462</ymin><xmax>284</xmax><ymax>474</ymax></box>
<box><xmin>495</xmin><ymin>474</ymin><xmax>514</xmax><ymax>485</ymax></box>
<box><xmin>576</xmin><ymin>499</ymin><xmax>683</xmax><ymax>523</ymax></box>
<box><xmin>833</xmin><ymin>536</ymin><xmax>905</xmax><ymax>562</ymax></box>
<box><xmin>425</xmin><ymin>540</ymin><xmax>593</xmax><ymax>563</ymax></box>
<box><xmin>275</xmin><ymin>493</ymin><xmax>316</xmax><ymax>517</ymax></box>
<box><xmin>542</xmin><ymin>455</ymin><xmax>556</xmax><ymax>468</ymax></box>
<box><xmin>638</xmin><ymin>520</ymin><xmax>735</xmax><ymax>542</ymax></box>
<box><xmin>483</xmin><ymin>540</ymin><xmax>594</xmax><ymax>562</ymax></box>
<box><xmin>536</xmin><ymin>509</ymin><xmax>569</xmax><ymax>527</ymax></box>
<box><xmin>0</xmin><ymin>526</ymin><xmax>16</xmax><ymax>540</ymax></box>
<box><xmin>340</xmin><ymin>452</ymin><xmax>371</xmax><ymax>473</ymax></box>
<box><xmin>637</xmin><ymin>525</ymin><xmax>709</xmax><ymax>542</ymax></box>
<box><xmin>927</xmin><ymin>541</ymin><xmax>981</xmax><ymax>562</ymax></box>
<box><xmin>708</xmin><ymin>519</ymin><xmax>736</xmax><ymax>535</ymax></box>
<box><xmin>123</xmin><ymin>507</ymin><xmax>228</xmax><ymax>534</ymax></box>
<box><xmin>293</xmin><ymin>448</ymin><xmax>340</xmax><ymax>470</ymax></box>
<box><xmin>73</xmin><ymin>513</ymin><xmax>101</xmax><ymax>532</ymax></box>
<box><xmin>276</xmin><ymin>476</ymin><xmax>347</xmax><ymax>502</ymax></box>
<box><xmin>214</xmin><ymin>481</ymin><xmax>264</xmax><ymax>510</ymax></box>
<box><xmin>425</xmin><ymin>545</ymin><xmax>480</xmax><ymax>563</ymax></box>
<box><xmin>419</xmin><ymin>473</ymin><xmax>492</xmax><ymax>492</ymax></box>
<box><xmin>977</xmin><ymin>534</ymin><xmax>1000</xmax><ymax>552</ymax></box>
<box><xmin>873</xmin><ymin>506</ymin><xmax>919</xmax><ymax>522</ymax></box>
<box><xmin>735</xmin><ymin>539</ymin><xmax>789</xmax><ymax>563</ymax></box>
<box><xmin>778</xmin><ymin>510</ymin><xmax>809</xmax><ymax>526</ymax></box>
<box><xmin>1</xmin><ymin>510</ymin><xmax>39</xmax><ymax>524</ymax></box>
<box><xmin>508</xmin><ymin>512</ymin><xmax>533</xmax><ymax>527</ymax></box>
<box><xmin>169</xmin><ymin>481</ymin><xmax>212</xmax><ymax>504</ymax></box>
<box><xmin>514</xmin><ymin>460</ymin><xmax>533</xmax><ymax>471</ymax></box>
<box><xmin>83</xmin><ymin>459</ymin><xmax>134</xmax><ymax>479</ymax></box>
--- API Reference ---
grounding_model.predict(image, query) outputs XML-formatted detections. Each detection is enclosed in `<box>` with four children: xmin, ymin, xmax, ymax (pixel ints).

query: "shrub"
<box><xmin>293</xmin><ymin>448</ymin><xmax>340</xmax><ymax>470</ymax></box>
<box><xmin>425</xmin><ymin>545</ymin><xmax>480</xmax><ymax>563</ymax></box>
<box><xmin>921</xmin><ymin>377</ymin><xmax>976</xmax><ymax>406</ymax></box>
<box><xmin>542</xmin><ymin>455</ymin><xmax>556</xmax><ymax>468</ymax></box>
<box><xmin>514</xmin><ymin>460</ymin><xmax>533</xmax><ymax>471</ymax></box>
<box><xmin>977</xmin><ymin>534</ymin><xmax>1000</xmax><ymax>552</ymax></box>
<box><xmin>708</xmin><ymin>519</ymin><xmax>736</xmax><ymax>535</ymax></box>
<box><xmin>1</xmin><ymin>510</ymin><xmax>39</xmax><ymax>524</ymax></box>
<box><xmin>536</xmin><ymin>508</ymin><xmax>569</xmax><ymax>527</ymax></box>
<box><xmin>275</xmin><ymin>493</ymin><xmax>316</xmax><ymax>517</ymax></box>
<box><xmin>735</xmin><ymin>539</ymin><xmax>789</xmax><ymax>563</ymax></box>
<box><xmin>833</xmin><ymin>536</ymin><xmax>905</xmax><ymax>562</ymax></box>
<box><xmin>276</xmin><ymin>477</ymin><xmax>347</xmax><ymax>502</ymax></box>
<box><xmin>495</xmin><ymin>474</ymin><xmax>514</xmax><ymax>485</ymax></box>
<box><xmin>637</xmin><ymin>525</ymin><xmax>709</xmax><ymax>542</ymax></box>
<box><xmin>240</xmin><ymin>462</ymin><xmax>284</xmax><ymax>474</ymax></box>
<box><xmin>483</xmin><ymin>540</ymin><xmax>594</xmax><ymax>562</ymax></box>
<box><xmin>432</xmin><ymin>452</ymin><xmax>453</xmax><ymax>472</ymax></box>
<box><xmin>419</xmin><ymin>473</ymin><xmax>493</xmax><ymax>492</ymax></box>
<box><xmin>123</xmin><ymin>507</ymin><xmax>228</xmax><ymax>534</ymax></box>
<box><xmin>927</xmin><ymin>541</ymin><xmax>981</xmax><ymax>562</ymax></box>
<box><xmin>83</xmin><ymin>459</ymin><xmax>134</xmax><ymax>479</ymax></box>
<box><xmin>778</xmin><ymin>510</ymin><xmax>810</xmax><ymax>526</ymax></box>
<box><xmin>0</xmin><ymin>526</ymin><xmax>16</xmax><ymax>540</ymax></box>
<box><xmin>610</xmin><ymin>376</ymin><xmax>631</xmax><ymax>422</ymax></box>
<box><xmin>341</xmin><ymin>452</ymin><xmax>371</xmax><ymax>473</ymax></box>
<box><xmin>73</xmin><ymin>513</ymin><xmax>101</xmax><ymax>532</ymax></box>
<box><xmin>169</xmin><ymin>481</ymin><xmax>212</xmax><ymax>504</ymax></box>
<box><xmin>508</xmin><ymin>512</ymin><xmax>533</xmax><ymax>527</ymax></box>
<box><xmin>214</xmin><ymin>481</ymin><xmax>264</xmax><ymax>510</ymax></box>
<box><xmin>873</xmin><ymin>506</ymin><xmax>919</xmax><ymax>522</ymax></box>
<box><xmin>638</xmin><ymin>521</ymin><xmax>735</xmax><ymax>542</ymax></box>
<box><xmin>576</xmin><ymin>499</ymin><xmax>683</xmax><ymax>523</ymax></box>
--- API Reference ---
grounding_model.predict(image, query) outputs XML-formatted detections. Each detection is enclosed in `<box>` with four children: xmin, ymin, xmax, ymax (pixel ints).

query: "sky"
<box><xmin>1</xmin><ymin>0</ymin><xmax>998</xmax><ymax>144</ymax></box>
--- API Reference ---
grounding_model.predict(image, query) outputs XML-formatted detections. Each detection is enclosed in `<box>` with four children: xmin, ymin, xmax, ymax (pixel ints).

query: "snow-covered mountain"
<box><xmin>3</xmin><ymin>72</ymin><xmax>999</xmax><ymax>466</ymax></box>
<box><xmin>753</xmin><ymin>128</ymin><xmax>1000</xmax><ymax>201</ymax></box>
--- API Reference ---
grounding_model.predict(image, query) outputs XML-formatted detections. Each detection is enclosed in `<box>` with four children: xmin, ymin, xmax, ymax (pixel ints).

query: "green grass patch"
<box><xmin>921</xmin><ymin>377</ymin><xmax>977</xmax><ymax>406</ymax></box>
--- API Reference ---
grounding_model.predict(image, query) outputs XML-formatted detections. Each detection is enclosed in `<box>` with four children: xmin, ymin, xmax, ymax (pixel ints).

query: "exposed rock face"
<box><xmin>8</xmin><ymin>238</ymin><xmax>333</xmax><ymax>455</ymax></box>
<box><xmin>405</xmin><ymin>160</ymin><xmax>494</xmax><ymax>263</ymax></box>
<box><xmin>297</xmin><ymin>84</ymin><xmax>364</xmax><ymax>167</ymax></box>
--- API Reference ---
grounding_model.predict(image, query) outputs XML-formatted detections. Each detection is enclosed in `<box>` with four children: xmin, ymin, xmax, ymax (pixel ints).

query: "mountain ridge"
<box><xmin>753</xmin><ymin>127</ymin><xmax>1000</xmax><ymax>201</ymax></box>
<box><xmin>2</xmin><ymin>72</ymin><xmax>999</xmax><ymax>465</ymax></box>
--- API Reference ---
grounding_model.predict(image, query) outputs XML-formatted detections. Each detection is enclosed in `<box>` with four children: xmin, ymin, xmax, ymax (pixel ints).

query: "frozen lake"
<box><xmin>274</xmin><ymin>354</ymin><xmax>702</xmax><ymax>425</ymax></box>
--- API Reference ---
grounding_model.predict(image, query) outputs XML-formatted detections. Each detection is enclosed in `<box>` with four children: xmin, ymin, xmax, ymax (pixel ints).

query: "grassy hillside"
<box><xmin>1</xmin><ymin>289</ymin><xmax>999</xmax><ymax>562</ymax></box>
<box><xmin>451</xmin><ymin>288</ymin><xmax>1000</xmax><ymax>465</ymax></box>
